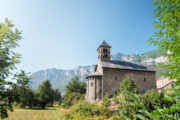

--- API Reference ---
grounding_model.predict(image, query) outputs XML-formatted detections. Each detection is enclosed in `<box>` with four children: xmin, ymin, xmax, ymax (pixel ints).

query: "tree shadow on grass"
<box><xmin>23</xmin><ymin>106</ymin><xmax>58</xmax><ymax>110</ymax></box>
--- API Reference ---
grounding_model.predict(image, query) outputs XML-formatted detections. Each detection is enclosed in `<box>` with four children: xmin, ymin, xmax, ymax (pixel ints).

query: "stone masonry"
<box><xmin>86</xmin><ymin>41</ymin><xmax>156</xmax><ymax>102</ymax></box>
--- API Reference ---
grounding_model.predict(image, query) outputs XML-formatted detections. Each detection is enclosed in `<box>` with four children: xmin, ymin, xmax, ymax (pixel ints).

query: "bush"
<box><xmin>112</xmin><ymin>89</ymin><xmax>180</xmax><ymax>120</ymax></box>
<box><xmin>138</xmin><ymin>89</ymin><xmax>171</xmax><ymax>112</ymax></box>
<box><xmin>60</xmin><ymin>93</ymin><xmax>83</xmax><ymax>108</ymax></box>
<box><xmin>99</xmin><ymin>93</ymin><xmax>111</xmax><ymax>116</ymax></box>
<box><xmin>66</xmin><ymin>99</ymin><xmax>110</xmax><ymax>120</ymax></box>
<box><xmin>120</xmin><ymin>76</ymin><xmax>136</xmax><ymax>93</ymax></box>
<box><xmin>61</xmin><ymin>76</ymin><xmax>86</xmax><ymax>108</ymax></box>
<box><xmin>66</xmin><ymin>76</ymin><xmax>86</xmax><ymax>94</ymax></box>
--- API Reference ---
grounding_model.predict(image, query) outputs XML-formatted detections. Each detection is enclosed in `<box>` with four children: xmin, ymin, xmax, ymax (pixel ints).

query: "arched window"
<box><xmin>103</xmin><ymin>49</ymin><xmax>105</xmax><ymax>52</ymax></box>
<box><xmin>115</xmin><ymin>76</ymin><xmax>117</xmax><ymax>80</ymax></box>
<box><xmin>144</xmin><ymin>78</ymin><xmax>146</xmax><ymax>82</ymax></box>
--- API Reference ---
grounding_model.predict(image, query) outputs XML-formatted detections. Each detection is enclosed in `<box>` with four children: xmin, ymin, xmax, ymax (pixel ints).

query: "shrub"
<box><xmin>112</xmin><ymin>89</ymin><xmax>180</xmax><ymax>120</ymax></box>
<box><xmin>66</xmin><ymin>76</ymin><xmax>86</xmax><ymax>94</ymax></box>
<box><xmin>61</xmin><ymin>76</ymin><xmax>86</xmax><ymax>108</ymax></box>
<box><xmin>66</xmin><ymin>100</ymin><xmax>99</xmax><ymax>119</ymax></box>
<box><xmin>100</xmin><ymin>94</ymin><xmax>111</xmax><ymax>116</ymax></box>
<box><xmin>120</xmin><ymin>76</ymin><xmax>136</xmax><ymax>93</ymax></box>
<box><xmin>60</xmin><ymin>93</ymin><xmax>83</xmax><ymax>108</ymax></box>
<box><xmin>66</xmin><ymin>99</ymin><xmax>110</xmax><ymax>120</ymax></box>
<box><xmin>138</xmin><ymin>89</ymin><xmax>160</xmax><ymax>111</ymax></box>
<box><xmin>138</xmin><ymin>89</ymin><xmax>172</xmax><ymax>112</ymax></box>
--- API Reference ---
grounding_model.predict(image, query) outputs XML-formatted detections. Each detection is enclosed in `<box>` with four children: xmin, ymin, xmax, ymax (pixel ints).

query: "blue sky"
<box><xmin>0</xmin><ymin>0</ymin><xmax>156</xmax><ymax>73</ymax></box>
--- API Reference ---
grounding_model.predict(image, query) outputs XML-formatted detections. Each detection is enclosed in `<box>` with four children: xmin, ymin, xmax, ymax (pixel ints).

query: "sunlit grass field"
<box><xmin>5</xmin><ymin>106</ymin><xmax>65</xmax><ymax>120</ymax></box>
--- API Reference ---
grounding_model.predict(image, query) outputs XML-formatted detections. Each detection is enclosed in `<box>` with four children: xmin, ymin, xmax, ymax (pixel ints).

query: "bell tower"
<box><xmin>97</xmin><ymin>40</ymin><xmax>111</xmax><ymax>62</ymax></box>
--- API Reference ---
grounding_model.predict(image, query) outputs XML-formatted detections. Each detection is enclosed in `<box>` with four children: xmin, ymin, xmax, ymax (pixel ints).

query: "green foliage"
<box><xmin>112</xmin><ymin>90</ymin><xmax>180</xmax><ymax>120</ymax></box>
<box><xmin>114</xmin><ymin>92</ymin><xmax>145</xmax><ymax>120</ymax></box>
<box><xmin>60</xmin><ymin>93</ymin><xmax>82</xmax><ymax>108</ymax></box>
<box><xmin>148</xmin><ymin>0</ymin><xmax>180</xmax><ymax>81</ymax></box>
<box><xmin>62</xmin><ymin>77</ymin><xmax>110</xmax><ymax>119</ymax></box>
<box><xmin>35</xmin><ymin>80</ymin><xmax>54</xmax><ymax>108</ymax></box>
<box><xmin>66</xmin><ymin>99</ymin><xmax>110</xmax><ymax>120</ymax></box>
<box><xmin>0</xmin><ymin>19</ymin><xmax>32</xmax><ymax>119</ymax></box>
<box><xmin>13</xmin><ymin>70</ymin><xmax>33</xmax><ymax>108</ymax></box>
<box><xmin>136</xmin><ymin>94</ymin><xmax>180</xmax><ymax>120</ymax></box>
<box><xmin>141</xmin><ymin>50</ymin><xmax>166</xmax><ymax>59</ymax></box>
<box><xmin>144</xmin><ymin>0</ymin><xmax>180</xmax><ymax>119</ymax></box>
<box><xmin>53</xmin><ymin>88</ymin><xmax>62</xmax><ymax>105</ymax></box>
<box><xmin>138</xmin><ymin>90</ymin><xmax>161</xmax><ymax>112</ymax></box>
<box><xmin>15</xmin><ymin>79</ymin><xmax>62</xmax><ymax>109</ymax></box>
<box><xmin>120</xmin><ymin>76</ymin><xmax>136</xmax><ymax>93</ymax></box>
<box><xmin>19</xmin><ymin>88</ymin><xmax>34</xmax><ymax>108</ymax></box>
<box><xmin>67</xmin><ymin>100</ymin><xmax>99</xmax><ymax>119</ymax></box>
<box><xmin>138</xmin><ymin>89</ymin><xmax>171</xmax><ymax>112</ymax></box>
<box><xmin>66</xmin><ymin>76</ymin><xmax>86</xmax><ymax>94</ymax></box>
<box><xmin>61</xmin><ymin>76</ymin><xmax>86</xmax><ymax>108</ymax></box>
<box><xmin>132</xmin><ymin>50</ymin><xmax>166</xmax><ymax>63</ymax></box>
<box><xmin>101</xmin><ymin>93</ymin><xmax>109</xmax><ymax>108</ymax></box>
<box><xmin>154</xmin><ymin>63</ymin><xmax>169</xmax><ymax>79</ymax></box>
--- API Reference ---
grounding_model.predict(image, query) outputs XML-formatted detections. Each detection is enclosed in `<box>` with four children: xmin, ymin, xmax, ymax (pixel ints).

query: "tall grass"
<box><xmin>5</xmin><ymin>106</ymin><xmax>65</xmax><ymax>120</ymax></box>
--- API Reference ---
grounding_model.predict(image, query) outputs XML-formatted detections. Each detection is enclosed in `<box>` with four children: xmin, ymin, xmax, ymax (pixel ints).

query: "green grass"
<box><xmin>5</xmin><ymin>106</ymin><xmax>65</xmax><ymax>120</ymax></box>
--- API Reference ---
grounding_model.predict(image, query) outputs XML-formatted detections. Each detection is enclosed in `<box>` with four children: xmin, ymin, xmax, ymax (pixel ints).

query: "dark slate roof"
<box><xmin>97</xmin><ymin>40</ymin><xmax>111</xmax><ymax>50</ymax></box>
<box><xmin>86</xmin><ymin>71</ymin><xmax>102</xmax><ymax>78</ymax></box>
<box><xmin>100</xmin><ymin>60</ymin><xmax>156</xmax><ymax>72</ymax></box>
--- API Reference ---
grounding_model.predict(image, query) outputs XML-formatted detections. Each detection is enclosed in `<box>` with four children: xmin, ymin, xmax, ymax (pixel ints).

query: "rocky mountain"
<box><xmin>30</xmin><ymin>50</ymin><xmax>166</xmax><ymax>92</ymax></box>
<box><xmin>30</xmin><ymin>66</ymin><xmax>95</xmax><ymax>92</ymax></box>
<box><xmin>111</xmin><ymin>50</ymin><xmax>167</xmax><ymax>67</ymax></box>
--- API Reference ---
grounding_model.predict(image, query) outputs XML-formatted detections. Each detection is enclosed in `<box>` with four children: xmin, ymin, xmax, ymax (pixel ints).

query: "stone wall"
<box><xmin>86</xmin><ymin>76</ymin><xmax>102</xmax><ymax>102</ymax></box>
<box><xmin>98</xmin><ymin>46</ymin><xmax>111</xmax><ymax>62</ymax></box>
<box><xmin>102</xmin><ymin>68</ymin><xmax>156</xmax><ymax>96</ymax></box>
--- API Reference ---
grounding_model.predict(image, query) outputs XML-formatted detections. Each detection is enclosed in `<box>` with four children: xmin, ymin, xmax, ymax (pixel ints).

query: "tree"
<box><xmin>66</xmin><ymin>76</ymin><xmax>86</xmax><ymax>94</ymax></box>
<box><xmin>134</xmin><ymin>0</ymin><xmax>180</xmax><ymax>119</ymax></box>
<box><xmin>13</xmin><ymin>70</ymin><xmax>33</xmax><ymax>108</ymax></box>
<box><xmin>149</xmin><ymin>0</ymin><xmax>180</xmax><ymax>116</ymax></box>
<box><xmin>19</xmin><ymin>88</ymin><xmax>34</xmax><ymax>109</ymax></box>
<box><xmin>0</xmin><ymin>19</ymin><xmax>30</xmax><ymax>119</ymax></box>
<box><xmin>120</xmin><ymin>76</ymin><xmax>136</xmax><ymax>93</ymax></box>
<box><xmin>35</xmin><ymin>80</ymin><xmax>54</xmax><ymax>109</ymax></box>
<box><xmin>148</xmin><ymin>0</ymin><xmax>180</xmax><ymax>82</ymax></box>
<box><xmin>138</xmin><ymin>89</ymin><xmax>166</xmax><ymax>112</ymax></box>
<box><xmin>155</xmin><ymin>63</ymin><xmax>169</xmax><ymax>79</ymax></box>
<box><xmin>54</xmin><ymin>88</ymin><xmax>62</xmax><ymax>104</ymax></box>
<box><xmin>61</xmin><ymin>76</ymin><xmax>86</xmax><ymax>108</ymax></box>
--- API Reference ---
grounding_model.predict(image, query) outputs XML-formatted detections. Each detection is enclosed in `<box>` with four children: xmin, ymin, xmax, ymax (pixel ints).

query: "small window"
<box><xmin>171</xmin><ymin>84</ymin><xmax>174</xmax><ymax>88</ymax></box>
<box><xmin>144</xmin><ymin>78</ymin><xmax>146</xmax><ymax>82</ymax></box>
<box><xmin>115</xmin><ymin>76</ymin><xmax>117</xmax><ymax>80</ymax></box>
<box><xmin>91</xmin><ymin>82</ymin><xmax>93</xmax><ymax>87</ymax></box>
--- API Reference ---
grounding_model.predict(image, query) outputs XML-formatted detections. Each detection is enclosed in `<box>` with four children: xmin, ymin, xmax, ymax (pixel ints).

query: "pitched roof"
<box><xmin>100</xmin><ymin>60</ymin><xmax>156</xmax><ymax>72</ymax></box>
<box><xmin>97</xmin><ymin>40</ymin><xmax>111</xmax><ymax>50</ymax></box>
<box><xmin>86</xmin><ymin>71</ymin><xmax>102</xmax><ymax>78</ymax></box>
<box><xmin>157</xmin><ymin>80</ymin><xmax>175</xmax><ymax>90</ymax></box>
<box><xmin>156</xmin><ymin>78</ymin><xmax>176</xmax><ymax>89</ymax></box>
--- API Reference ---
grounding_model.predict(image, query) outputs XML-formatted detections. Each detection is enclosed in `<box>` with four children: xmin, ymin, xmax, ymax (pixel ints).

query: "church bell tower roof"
<box><xmin>97</xmin><ymin>40</ymin><xmax>111</xmax><ymax>51</ymax></box>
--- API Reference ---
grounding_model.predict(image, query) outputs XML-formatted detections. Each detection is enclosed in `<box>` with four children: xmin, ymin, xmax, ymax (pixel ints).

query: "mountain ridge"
<box><xmin>30</xmin><ymin>50</ymin><xmax>166</xmax><ymax>92</ymax></box>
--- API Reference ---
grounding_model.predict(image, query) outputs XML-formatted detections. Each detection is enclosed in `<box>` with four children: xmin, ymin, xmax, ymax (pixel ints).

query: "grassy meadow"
<box><xmin>4</xmin><ymin>106</ymin><xmax>65</xmax><ymax>120</ymax></box>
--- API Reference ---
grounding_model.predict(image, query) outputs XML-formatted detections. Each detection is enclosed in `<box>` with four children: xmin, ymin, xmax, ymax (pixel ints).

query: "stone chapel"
<box><xmin>86</xmin><ymin>41</ymin><xmax>156</xmax><ymax>102</ymax></box>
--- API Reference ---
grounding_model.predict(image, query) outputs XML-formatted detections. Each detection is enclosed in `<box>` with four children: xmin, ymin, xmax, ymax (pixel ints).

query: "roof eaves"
<box><xmin>101</xmin><ymin>66</ymin><xmax>156</xmax><ymax>72</ymax></box>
